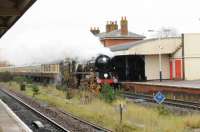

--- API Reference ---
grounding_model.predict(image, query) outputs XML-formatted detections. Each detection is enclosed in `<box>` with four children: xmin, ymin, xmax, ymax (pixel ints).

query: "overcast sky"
<box><xmin>1</xmin><ymin>0</ymin><xmax>200</xmax><ymax>65</ymax></box>
<box><xmin>4</xmin><ymin>0</ymin><xmax>200</xmax><ymax>35</ymax></box>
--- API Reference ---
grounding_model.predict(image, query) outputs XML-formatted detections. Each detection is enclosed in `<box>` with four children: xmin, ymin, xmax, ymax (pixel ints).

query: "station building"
<box><xmin>90</xmin><ymin>17</ymin><xmax>145</xmax><ymax>47</ymax></box>
<box><xmin>108</xmin><ymin>33</ymin><xmax>200</xmax><ymax>81</ymax></box>
<box><xmin>90</xmin><ymin>17</ymin><xmax>200</xmax><ymax>82</ymax></box>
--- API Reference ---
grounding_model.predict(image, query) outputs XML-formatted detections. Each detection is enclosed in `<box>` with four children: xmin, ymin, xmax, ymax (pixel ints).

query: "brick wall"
<box><xmin>101</xmin><ymin>39</ymin><xmax>140</xmax><ymax>47</ymax></box>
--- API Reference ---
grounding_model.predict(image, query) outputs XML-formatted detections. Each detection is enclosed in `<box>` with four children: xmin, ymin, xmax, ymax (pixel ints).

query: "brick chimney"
<box><xmin>110</xmin><ymin>21</ymin><xmax>115</xmax><ymax>31</ymax></box>
<box><xmin>106</xmin><ymin>21</ymin><xmax>111</xmax><ymax>33</ymax></box>
<box><xmin>96</xmin><ymin>27</ymin><xmax>100</xmax><ymax>34</ymax></box>
<box><xmin>106</xmin><ymin>21</ymin><xmax>118</xmax><ymax>33</ymax></box>
<box><xmin>114</xmin><ymin>21</ymin><xmax>118</xmax><ymax>30</ymax></box>
<box><xmin>90</xmin><ymin>27</ymin><xmax>100</xmax><ymax>35</ymax></box>
<box><xmin>120</xmin><ymin>16</ymin><xmax>128</xmax><ymax>35</ymax></box>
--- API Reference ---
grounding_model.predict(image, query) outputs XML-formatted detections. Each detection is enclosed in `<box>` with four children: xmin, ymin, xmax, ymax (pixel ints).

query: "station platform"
<box><xmin>0</xmin><ymin>99</ymin><xmax>32</xmax><ymax>132</ymax></box>
<box><xmin>121</xmin><ymin>80</ymin><xmax>200</xmax><ymax>96</ymax></box>
<box><xmin>124</xmin><ymin>80</ymin><xmax>200</xmax><ymax>89</ymax></box>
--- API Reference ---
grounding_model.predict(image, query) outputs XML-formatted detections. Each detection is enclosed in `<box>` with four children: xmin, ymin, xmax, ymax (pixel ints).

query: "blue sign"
<box><xmin>153</xmin><ymin>92</ymin><xmax>166</xmax><ymax>104</ymax></box>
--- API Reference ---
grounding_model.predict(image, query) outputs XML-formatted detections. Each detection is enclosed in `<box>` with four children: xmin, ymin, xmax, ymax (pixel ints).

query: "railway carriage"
<box><xmin>0</xmin><ymin>55</ymin><xmax>119</xmax><ymax>88</ymax></box>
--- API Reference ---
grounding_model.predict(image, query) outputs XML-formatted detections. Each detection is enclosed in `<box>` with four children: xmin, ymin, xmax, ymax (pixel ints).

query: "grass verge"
<box><xmin>2</xmin><ymin>81</ymin><xmax>200</xmax><ymax>132</ymax></box>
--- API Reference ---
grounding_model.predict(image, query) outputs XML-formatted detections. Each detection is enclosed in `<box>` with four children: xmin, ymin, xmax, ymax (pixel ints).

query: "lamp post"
<box><xmin>148</xmin><ymin>29</ymin><xmax>165</xmax><ymax>82</ymax></box>
<box><xmin>158</xmin><ymin>45</ymin><xmax>163</xmax><ymax>82</ymax></box>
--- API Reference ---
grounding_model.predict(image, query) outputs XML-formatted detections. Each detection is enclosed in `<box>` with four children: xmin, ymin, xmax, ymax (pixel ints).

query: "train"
<box><xmin>0</xmin><ymin>55</ymin><xmax>119</xmax><ymax>88</ymax></box>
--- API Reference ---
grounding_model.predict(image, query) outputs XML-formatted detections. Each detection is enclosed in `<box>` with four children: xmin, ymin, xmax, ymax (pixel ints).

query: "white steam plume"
<box><xmin>0</xmin><ymin>0</ymin><xmax>113</xmax><ymax>66</ymax></box>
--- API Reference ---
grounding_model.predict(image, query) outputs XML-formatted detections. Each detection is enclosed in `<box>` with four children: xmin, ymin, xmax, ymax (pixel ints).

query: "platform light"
<box><xmin>104</xmin><ymin>73</ymin><xmax>108</xmax><ymax>79</ymax></box>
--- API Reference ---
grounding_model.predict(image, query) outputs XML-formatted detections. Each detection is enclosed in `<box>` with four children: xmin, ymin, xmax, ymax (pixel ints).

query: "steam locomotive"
<box><xmin>60</xmin><ymin>54</ymin><xmax>118</xmax><ymax>87</ymax></box>
<box><xmin>94</xmin><ymin>54</ymin><xmax>118</xmax><ymax>85</ymax></box>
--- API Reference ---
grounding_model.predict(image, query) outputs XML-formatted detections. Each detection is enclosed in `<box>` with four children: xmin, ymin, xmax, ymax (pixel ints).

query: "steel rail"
<box><xmin>123</xmin><ymin>92</ymin><xmax>200</xmax><ymax>110</ymax></box>
<box><xmin>0</xmin><ymin>88</ymin><xmax>112</xmax><ymax>132</ymax></box>
<box><xmin>0</xmin><ymin>88</ymin><xmax>70</xmax><ymax>132</ymax></box>
<box><xmin>57</xmin><ymin>109</ymin><xmax>112</xmax><ymax>132</ymax></box>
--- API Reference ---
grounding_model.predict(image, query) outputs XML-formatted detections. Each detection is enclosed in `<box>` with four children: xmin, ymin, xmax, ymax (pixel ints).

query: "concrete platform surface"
<box><xmin>123</xmin><ymin>80</ymin><xmax>200</xmax><ymax>89</ymax></box>
<box><xmin>0</xmin><ymin>99</ymin><xmax>32</xmax><ymax>132</ymax></box>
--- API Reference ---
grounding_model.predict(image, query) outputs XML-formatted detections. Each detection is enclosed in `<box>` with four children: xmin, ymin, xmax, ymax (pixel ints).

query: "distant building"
<box><xmin>90</xmin><ymin>17</ymin><xmax>145</xmax><ymax>47</ymax></box>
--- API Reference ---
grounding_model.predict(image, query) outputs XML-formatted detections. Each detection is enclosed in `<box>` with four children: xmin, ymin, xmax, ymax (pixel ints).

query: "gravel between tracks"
<box><xmin>0</xmin><ymin>89</ymin><xmax>64</xmax><ymax>132</ymax></box>
<box><xmin>0</xmin><ymin>85</ymin><xmax>107</xmax><ymax>132</ymax></box>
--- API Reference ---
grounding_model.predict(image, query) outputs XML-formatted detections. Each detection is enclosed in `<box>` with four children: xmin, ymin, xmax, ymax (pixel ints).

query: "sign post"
<box><xmin>153</xmin><ymin>91</ymin><xmax>166</xmax><ymax>104</ymax></box>
<box><xmin>120</xmin><ymin>104</ymin><xmax>123</xmax><ymax>124</ymax></box>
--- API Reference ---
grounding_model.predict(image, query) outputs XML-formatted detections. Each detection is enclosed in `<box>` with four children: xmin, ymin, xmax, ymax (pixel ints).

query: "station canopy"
<box><xmin>109</xmin><ymin>37</ymin><xmax>182</xmax><ymax>56</ymax></box>
<box><xmin>0</xmin><ymin>0</ymin><xmax>36</xmax><ymax>38</ymax></box>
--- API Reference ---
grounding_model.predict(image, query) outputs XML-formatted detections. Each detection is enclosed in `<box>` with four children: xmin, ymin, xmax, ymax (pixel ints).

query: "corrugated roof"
<box><xmin>97</xmin><ymin>29</ymin><xmax>145</xmax><ymax>39</ymax></box>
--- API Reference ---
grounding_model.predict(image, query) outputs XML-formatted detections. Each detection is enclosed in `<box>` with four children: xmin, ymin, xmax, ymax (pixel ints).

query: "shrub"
<box><xmin>14</xmin><ymin>76</ymin><xmax>29</xmax><ymax>91</ymax></box>
<box><xmin>65</xmin><ymin>88</ymin><xmax>74</xmax><ymax>100</ymax></box>
<box><xmin>157</xmin><ymin>105</ymin><xmax>170</xmax><ymax>116</ymax></box>
<box><xmin>14</xmin><ymin>76</ymin><xmax>33</xmax><ymax>84</ymax></box>
<box><xmin>56</xmin><ymin>84</ymin><xmax>68</xmax><ymax>92</ymax></box>
<box><xmin>13</xmin><ymin>76</ymin><xmax>25</xmax><ymax>84</ymax></box>
<box><xmin>20</xmin><ymin>82</ymin><xmax>26</xmax><ymax>91</ymax></box>
<box><xmin>100</xmin><ymin>84</ymin><xmax>117</xmax><ymax>103</ymax></box>
<box><xmin>56</xmin><ymin>84</ymin><xmax>61</xmax><ymax>90</ymax></box>
<box><xmin>0</xmin><ymin>72</ymin><xmax>13</xmax><ymax>82</ymax></box>
<box><xmin>31</xmin><ymin>84</ymin><xmax>40</xmax><ymax>97</ymax></box>
<box><xmin>25</xmin><ymin>77</ymin><xmax>33</xmax><ymax>84</ymax></box>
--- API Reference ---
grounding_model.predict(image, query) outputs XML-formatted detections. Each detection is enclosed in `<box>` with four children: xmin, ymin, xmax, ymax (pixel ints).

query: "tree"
<box><xmin>157</xmin><ymin>27</ymin><xmax>180</xmax><ymax>38</ymax></box>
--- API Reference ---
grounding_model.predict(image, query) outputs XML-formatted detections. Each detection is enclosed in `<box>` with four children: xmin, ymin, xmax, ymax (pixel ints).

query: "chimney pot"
<box><xmin>114</xmin><ymin>21</ymin><xmax>118</xmax><ymax>30</ymax></box>
<box><xmin>121</xmin><ymin>16</ymin><xmax>128</xmax><ymax>35</ymax></box>
<box><xmin>106</xmin><ymin>21</ymin><xmax>111</xmax><ymax>33</ymax></box>
<box><xmin>90</xmin><ymin>26</ymin><xmax>100</xmax><ymax>35</ymax></box>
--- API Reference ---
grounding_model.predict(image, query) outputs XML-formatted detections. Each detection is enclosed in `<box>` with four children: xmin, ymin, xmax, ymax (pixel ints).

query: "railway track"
<box><xmin>0</xmin><ymin>88</ymin><xmax>70</xmax><ymax>132</ymax></box>
<box><xmin>58</xmin><ymin>109</ymin><xmax>112</xmax><ymax>132</ymax></box>
<box><xmin>123</xmin><ymin>92</ymin><xmax>200</xmax><ymax>111</ymax></box>
<box><xmin>0</xmin><ymin>88</ymin><xmax>112</xmax><ymax>132</ymax></box>
<box><xmin>57</xmin><ymin>109</ymin><xmax>112</xmax><ymax>132</ymax></box>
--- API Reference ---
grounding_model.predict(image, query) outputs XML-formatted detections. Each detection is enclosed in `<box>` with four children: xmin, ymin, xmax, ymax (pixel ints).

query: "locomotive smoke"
<box><xmin>0</xmin><ymin>0</ymin><xmax>113</xmax><ymax>66</ymax></box>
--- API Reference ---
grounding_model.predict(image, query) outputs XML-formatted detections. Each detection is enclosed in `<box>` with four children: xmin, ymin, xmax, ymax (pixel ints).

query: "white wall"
<box><xmin>128</xmin><ymin>38</ymin><xmax>181</xmax><ymax>55</ymax></box>
<box><xmin>184</xmin><ymin>58</ymin><xmax>200</xmax><ymax>80</ymax></box>
<box><xmin>145</xmin><ymin>55</ymin><xmax>170</xmax><ymax>80</ymax></box>
<box><xmin>172</xmin><ymin>48</ymin><xmax>182</xmax><ymax>59</ymax></box>
<box><xmin>184</xmin><ymin>33</ymin><xmax>200</xmax><ymax>80</ymax></box>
